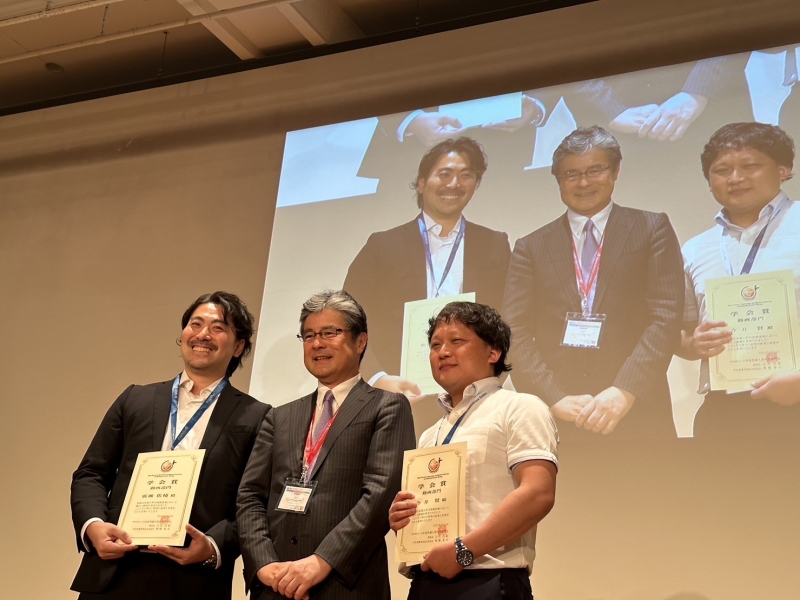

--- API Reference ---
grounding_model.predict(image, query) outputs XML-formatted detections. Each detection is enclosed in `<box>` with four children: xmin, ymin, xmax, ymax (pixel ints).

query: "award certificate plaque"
<box><xmin>396</xmin><ymin>442</ymin><xmax>467</xmax><ymax>564</ymax></box>
<box><xmin>706</xmin><ymin>270</ymin><xmax>800</xmax><ymax>391</ymax></box>
<box><xmin>400</xmin><ymin>293</ymin><xmax>476</xmax><ymax>395</ymax></box>
<box><xmin>117</xmin><ymin>449</ymin><xmax>205</xmax><ymax>546</ymax></box>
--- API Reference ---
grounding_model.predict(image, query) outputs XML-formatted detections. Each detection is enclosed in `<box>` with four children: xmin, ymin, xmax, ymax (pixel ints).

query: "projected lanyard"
<box><xmin>719</xmin><ymin>198</ymin><xmax>787</xmax><ymax>277</ymax></box>
<box><xmin>169</xmin><ymin>374</ymin><xmax>228</xmax><ymax>450</ymax></box>
<box><xmin>417</xmin><ymin>213</ymin><xmax>466</xmax><ymax>298</ymax></box>
<box><xmin>276</xmin><ymin>397</ymin><xmax>339</xmax><ymax>514</ymax></box>
<box><xmin>561</xmin><ymin>231</ymin><xmax>607</xmax><ymax>349</ymax></box>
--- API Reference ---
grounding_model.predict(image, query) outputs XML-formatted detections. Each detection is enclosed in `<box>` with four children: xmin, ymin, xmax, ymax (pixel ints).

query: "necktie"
<box><xmin>581</xmin><ymin>220</ymin><xmax>599</xmax><ymax>280</ymax></box>
<box><xmin>783</xmin><ymin>47</ymin><xmax>798</xmax><ymax>87</ymax></box>
<box><xmin>313</xmin><ymin>390</ymin><xmax>335</xmax><ymax>444</ymax></box>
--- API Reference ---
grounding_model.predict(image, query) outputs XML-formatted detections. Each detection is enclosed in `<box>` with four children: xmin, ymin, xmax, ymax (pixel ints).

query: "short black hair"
<box><xmin>413</xmin><ymin>137</ymin><xmax>488</xmax><ymax>207</ymax></box>
<box><xmin>426</xmin><ymin>301</ymin><xmax>512</xmax><ymax>377</ymax></box>
<box><xmin>701</xmin><ymin>122</ymin><xmax>795</xmax><ymax>180</ymax></box>
<box><xmin>180</xmin><ymin>291</ymin><xmax>255</xmax><ymax>377</ymax></box>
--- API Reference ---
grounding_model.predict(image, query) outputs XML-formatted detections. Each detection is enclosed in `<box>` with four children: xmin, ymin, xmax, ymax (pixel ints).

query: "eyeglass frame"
<box><xmin>297</xmin><ymin>327</ymin><xmax>350</xmax><ymax>344</ymax></box>
<box><xmin>555</xmin><ymin>164</ymin><xmax>613</xmax><ymax>184</ymax></box>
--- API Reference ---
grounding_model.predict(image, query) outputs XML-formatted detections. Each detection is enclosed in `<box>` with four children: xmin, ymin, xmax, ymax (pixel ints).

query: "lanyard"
<box><xmin>300</xmin><ymin>402</ymin><xmax>339</xmax><ymax>483</ymax></box>
<box><xmin>719</xmin><ymin>200</ymin><xmax>786</xmax><ymax>276</ymax></box>
<box><xmin>434</xmin><ymin>390</ymin><xmax>488</xmax><ymax>446</ymax></box>
<box><xmin>170</xmin><ymin>374</ymin><xmax>228</xmax><ymax>450</ymax></box>
<box><xmin>417</xmin><ymin>213</ymin><xmax>466</xmax><ymax>298</ymax></box>
<box><xmin>571</xmin><ymin>234</ymin><xmax>605</xmax><ymax>315</ymax></box>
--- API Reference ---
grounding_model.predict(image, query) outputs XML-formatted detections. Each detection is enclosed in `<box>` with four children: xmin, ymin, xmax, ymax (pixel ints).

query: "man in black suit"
<box><xmin>344</xmin><ymin>137</ymin><xmax>511</xmax><ymax>401</ymax></box>
<box><xmin>503</xmin><ymin>126</ymin><xmax>684</xmax><ymax>441</ymax></box>
<box><xmin>237</xmin><ymin>289</ymin><xmax>415</xmax><ymax>600</ymax></box>
<box><xmin>70</xmin><ymin>291</ymin><xmax>270</xmax><ymax>600</ymax></box>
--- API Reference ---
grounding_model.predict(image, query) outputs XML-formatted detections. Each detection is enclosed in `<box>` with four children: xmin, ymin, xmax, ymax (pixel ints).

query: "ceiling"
<box><xmin>0</xmin><ymin>0</ymin><xmax>591</xmax><ymax>114</ymax></box>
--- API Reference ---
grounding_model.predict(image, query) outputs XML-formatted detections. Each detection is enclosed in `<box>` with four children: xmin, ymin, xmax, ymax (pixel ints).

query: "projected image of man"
<box><xmin>343</xmin><ymin>137</ymin><xmax>511</xmax><ymax>401</ymax></box>
<box><xmin>679</xmin><ymin>122</ymin><xmax>800</xmax><ymax>436</ymax></box>
<box><xmin>503</xmin><ymin>126</ymin><xmax>685</xmax><ymax>441</ymax></box>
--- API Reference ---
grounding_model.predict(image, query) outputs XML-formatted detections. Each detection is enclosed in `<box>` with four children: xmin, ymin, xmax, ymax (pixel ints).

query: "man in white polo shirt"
<box><xmin>389</xmin><ymin>301</ymin><xmax>558</xmax><ymax>600</ymax></box>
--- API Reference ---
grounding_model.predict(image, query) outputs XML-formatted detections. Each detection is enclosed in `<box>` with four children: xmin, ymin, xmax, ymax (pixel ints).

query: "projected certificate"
<box><xmin>706</xmin><ymin>270</ymin><xmax>800</xmax><ymax>391</ymax></box>
<box><xmin>400</xmin><ymin>293</ymin><xmax>476</xmax><ymax>395</ymax></box>
<box><xmin>396</xmin><ymin>443</ymin><xmax>467</xmax><ymax>564</ymax></box>
<box><xmin>117</xmin><ymin>449</ymin><xmax>205</xmax><ymax>546</ymax></box>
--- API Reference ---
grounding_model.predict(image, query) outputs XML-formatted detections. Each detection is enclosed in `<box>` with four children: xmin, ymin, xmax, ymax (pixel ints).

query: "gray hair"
<box><xmin>551</xmin><ymin>125</ymin><xmax>623</xmax><ymax>175</ymax></box>
<box><xmin>299</xmin><ymin>289</ymin><xmax>368</xmax><ymax>342</ymax></box>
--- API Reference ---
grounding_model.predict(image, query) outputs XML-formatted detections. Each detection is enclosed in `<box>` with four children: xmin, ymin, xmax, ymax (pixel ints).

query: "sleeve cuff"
<box><xmin>367</xmin><ymin>372</ymin><xmax>388</xmax><ymax>386</ymax></box>
<box><xmin>397</xmin><ymin>110</ymin><xmax>425</xmax><ymax>142</ymax></box>
<box><xmin>80</xmin><ymin>518</ymin><xmax>104</xmax><ymax>552</ymax></box>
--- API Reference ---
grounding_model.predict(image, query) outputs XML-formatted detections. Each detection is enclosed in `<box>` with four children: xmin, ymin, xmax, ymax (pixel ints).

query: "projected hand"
<box><xmin>389</xmin><ymin>491</ymin><xmax>417</xmax><ymax>532</ymax></box>
<box><xmin>406</xmin><ymin>112</ymin><xmax>464</xmax><ymax>146</ymax></box>
<box><xmin>576</xmin><ymin>386</ymin><xmax>635</xmax><ymax>435</ymax></box>
<box><xmin>550</xmin><ymin>394</ymin><xmax>593</xmax><ymax>422</ymax></box>
<box><xmin>690</xmin><ymin>320</ymin><xmax>732</xmax><ymax>358</ymax></box>
<box><xmin>149</xmin><ymin>523</ymin><xmax>213</xmax><ymax>565</ymax></box>
<box><xmin>638</xmin><ymin>92</ymin><xmax>708</xmax><ymax>141</ymax></box>
<box><xmin>373</xmin><ymin>374</ymin><xmax>424</xmax><ymax>402</ymax></box>
<box><xmin>609</xmin><ymin>104</ymin><xmax>660</xmax><ymax>133</ymax></box>
<box><xmin>86</xmin><ymin>521</ymin><xmax>137</xmax><ymax>560</ymax></box>
<box><xmin>751</xmin><ymin>371</ymin><xmax>800</xmax><ymax>406</ymax></box>
<box><xmin>483</xmin><ymin>93</ymin><xmax>546</xmax><ymax>132</ymax></box>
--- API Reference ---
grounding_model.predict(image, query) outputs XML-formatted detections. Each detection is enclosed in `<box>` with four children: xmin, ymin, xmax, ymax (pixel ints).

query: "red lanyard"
<box><xmin>301</xmin><ymin>403</ymin><xmax>338</xmax><ymax>481</ymax></box>
<box><xmin>571</xmin><ymin>235</ymin><xmax>604</xmax><ymax>314</ymax></box>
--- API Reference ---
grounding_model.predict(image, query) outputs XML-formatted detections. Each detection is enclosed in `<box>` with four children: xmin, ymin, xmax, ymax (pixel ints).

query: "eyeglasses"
<box><xmin>297</xmin><ymin>327</ymin><xmax>349</xmax><ymax>344</ymax></box>
<box><xmin>556</xmin><ymin>165</ymin><xmax>611</xmax><ymax>184</ymax></box>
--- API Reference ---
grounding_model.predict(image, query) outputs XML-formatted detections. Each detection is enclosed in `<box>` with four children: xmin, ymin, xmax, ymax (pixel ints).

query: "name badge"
<box><xmin>561</xmin><ymin>312</ymin><xmax>606</xmax><ymax>349</ymax></box>
<box><xmin>276</xmin><ymin>478</ymin><xmax>317</xmax><ymax>514</ymax></box>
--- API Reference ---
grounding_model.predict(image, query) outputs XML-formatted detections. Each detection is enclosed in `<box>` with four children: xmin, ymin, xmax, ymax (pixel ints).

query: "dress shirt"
<box><xmin>314</xmin><ymin>373</ymin><xmax>361</xmax><ymax>425</ymax></box>
<box><xmin>745</xmin><ymin>46</ymin><xmax>800</xmax><ymax>125</ymax></box>
<box><xmin>567</xmin><ymin>200</ymin><xmax>613</xmax><ymax>257</ymax></box>
<box><xmin>682</xmin><ymin>192</ymin><xmax>800</xmax><ymax>393</ymax></box>
<box><xmin>422</xmin><ymin>211</ymin><xmax>466</xmax><ymax>299</ymax></box>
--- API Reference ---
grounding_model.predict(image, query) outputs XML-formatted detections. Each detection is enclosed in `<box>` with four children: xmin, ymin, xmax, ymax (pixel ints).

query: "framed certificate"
<box><xmin>706</xmin><ymin>269</ymin><xmax>800</xmax><ymax>391</ymax></box>
<box><xmin>117</xmin><ymin>449</ymin><xmax>205</xmax><ymax>546</ymax></box>
<box><xmin>400</xmin><ymin>293</ymin><xmax>476</xmax><ymax>395</ymax></box>
<box><xmin>396</xmin><ymin>442</ymin><xmax>467</xmax><ymax>564</ymax></box>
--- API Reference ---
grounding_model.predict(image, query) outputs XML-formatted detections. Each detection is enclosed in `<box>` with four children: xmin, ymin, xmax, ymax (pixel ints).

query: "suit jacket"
<box><xmin>503</xmin><ymin>205</ymin><xmax>684</xmax><ymax>440</ymax></box>
<box><xmin>70</xmin><ymin>381</ymin><xmax>269</xmax><ymax>599</ymax></box>
<box><xmin>343</xmin><ymin>219</ymin><xmax>511</xmax><ymax>382</ymax></box>
<box><xmin>237</xmin><ymin>379</ymin><xmax>416</xmax><ymax>600</ymax></box>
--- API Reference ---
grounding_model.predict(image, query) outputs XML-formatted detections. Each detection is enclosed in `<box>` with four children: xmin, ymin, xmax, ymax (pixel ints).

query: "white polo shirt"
<box><xmin>417</xmin><ymin>377</ymin><xmax>559</xmax><ymax>572</ymax></box>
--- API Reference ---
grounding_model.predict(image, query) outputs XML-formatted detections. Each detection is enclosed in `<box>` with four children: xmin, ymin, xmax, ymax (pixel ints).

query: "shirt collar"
<box><xmin>317</xmin><ymin>373</ymin><xmax>361</xmax><ymax>407</ymax></box>
<box><xmin>567</xmin><ymin>201</ymin><xmax>614</xmax><ymax>239</ymax></box>
<box><xmin>437</xmin><ymin>376</ymin><xmax>502</xmax><ymax>415</ymax></box>
<box><xmin>715</xmin><ymin>191</ymin><xmax>788</xmax><ymax>232</ymax></box>
<box><xmin>179</xmin><ymin>371</ymin><xmax>224</xmax><ymax>402</ymax></box>
<box><xmin>423</xmin><ymin>210</ymin><xmax>464</xmax><ymax>239</ymax></box>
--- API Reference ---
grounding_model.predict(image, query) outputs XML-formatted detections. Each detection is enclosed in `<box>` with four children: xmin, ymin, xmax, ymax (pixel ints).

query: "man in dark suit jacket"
<box><xmin>503</xmin><ymin>126</ymin><xmax>684</xmax><ymax>442</ymax></box>
<box><xmin>237</xmin><ymin>289</ymin><xmax>415</xmax><ymax>600</ymax></box>
<box><xmin>344</xmin><ymin>137</ymin><xmax>511</xmax><ymax>401</ymax></box>
<box><xmin>70</xmin><ymin>291</ymin><xmax>269</xmax><ymax>600</ymax></box>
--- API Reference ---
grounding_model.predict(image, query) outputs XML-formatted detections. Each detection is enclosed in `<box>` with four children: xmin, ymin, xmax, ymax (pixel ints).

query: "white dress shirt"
<box><xmin>422</xmin><ymin>211</ymin><xmax>466</xmax><ymax>299</ymax></box>
<box><xmin>314</xmin><ymin>373</ymin><xmax>361</xmax><ymax>424</ymax></box>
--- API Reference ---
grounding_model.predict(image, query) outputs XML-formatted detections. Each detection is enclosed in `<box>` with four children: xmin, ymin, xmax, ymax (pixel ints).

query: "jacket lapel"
<box><xmin>593</xmin><ymin>205</ymin><xmax>628</xmax><ymax>311</ymax></box>
<box><xmin>151</xmin><ymin>380</ymin><xmax>172</xmax><ymax>450</ymax></box>
<box><xmin>548</xmin><ymin>215</ymin><xmax>583</xmax><ymax>309</ymax></box>
<box><xmin>199</xmin><ymin>384</ymin><xmax>242</xmax><ymax>453</ymax></box>
<box><xmin>400</xmin><ymin>219</ymin><xmax>429</xmax><ymax>300</ymax></box>
<box><xmin>307</xmin><ymin>380</ymin><xmax>374</xmax><ymax>480</ymax></box>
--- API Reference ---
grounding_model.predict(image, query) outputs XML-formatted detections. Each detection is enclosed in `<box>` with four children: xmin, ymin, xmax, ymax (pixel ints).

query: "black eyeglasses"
<box><xmin>297</xmin><ymin>327</ymin><xmax>349</xmax><ymax>344</ymax></box>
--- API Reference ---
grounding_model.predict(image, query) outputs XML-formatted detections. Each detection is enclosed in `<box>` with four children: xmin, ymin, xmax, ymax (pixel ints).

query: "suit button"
<box><xmin>291</xmin><ymin>537</ymin><xmax>298</xmax><ymax>545</ymax></box>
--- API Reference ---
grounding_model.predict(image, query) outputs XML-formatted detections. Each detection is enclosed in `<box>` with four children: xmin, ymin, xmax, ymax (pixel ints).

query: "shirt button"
<box><xmin>291</xmin><ymin>537</ymin><xmax>298</xmax><ymax>545</ymax></box>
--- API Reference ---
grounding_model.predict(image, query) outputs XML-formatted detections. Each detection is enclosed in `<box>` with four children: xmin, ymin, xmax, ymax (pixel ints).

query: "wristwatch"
<box><xmin>202</xmin><ymin>550</ymin><xmax>218</xmax><ymax>568</ymax></box>
<box><xmin>454</xmin><ymin>537</ymin><xmax>474</xmax><ymax>567</ymax></box>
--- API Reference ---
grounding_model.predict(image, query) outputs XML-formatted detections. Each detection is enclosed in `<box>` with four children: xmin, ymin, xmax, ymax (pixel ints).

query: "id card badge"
<box><xmin>561</xmin><ymin>312</ymin><xmax>606</xmax><ymax>349</ymax></box>
<box><xmin>276</xmin><ymin>478</ymin><xmax>317</xmax><ymax>514</ymax></box>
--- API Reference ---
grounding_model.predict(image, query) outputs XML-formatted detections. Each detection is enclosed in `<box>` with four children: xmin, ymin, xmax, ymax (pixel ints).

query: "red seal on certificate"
<box><xmin>159</xmin><ymin>515</ymin><xmax>171</xmax><ymax>524</ymax></box>
<box><xmin>437</xmin><ymin>524</ymin><xmax>448</xmax><ymax>536</ymax></box>
<box><xmin>766</xmin><ymin>351</ymin><xmax>780</xmax><ymax>365</ymax></box>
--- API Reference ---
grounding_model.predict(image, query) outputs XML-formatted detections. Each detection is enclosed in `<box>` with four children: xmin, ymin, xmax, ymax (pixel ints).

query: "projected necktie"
<box><xmin>581</xmin><ymin>220</ymin><xmax>599</xmax><ymax>280</ymax></box>
<box><xmin>313</xmin><ymin>390</ymin><xmax>335</xmax><ymax>445</ymax></box>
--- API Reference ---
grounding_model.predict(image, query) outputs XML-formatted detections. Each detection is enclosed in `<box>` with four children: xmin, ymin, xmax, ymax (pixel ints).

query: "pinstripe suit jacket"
<box><xmin>502</xmin><ymin>205</ymin><xmax>684</xmax><ymax>440</ymax></box>
<box><xmin>237</xmin><ymin>379</ymin><xmax>415</xmax><ymax>599</ymax></box>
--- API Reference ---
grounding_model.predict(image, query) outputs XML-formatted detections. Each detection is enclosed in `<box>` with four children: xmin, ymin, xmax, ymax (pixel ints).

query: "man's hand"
<box><xmin>638</xmin><ymin>92</ymin><xmax>707</xmax><ymax>141</ymax></box>
<box><xmin>609</xmin><ymin>104</ymin><xmax>660</xmax><ymax>133</ymax></box>
<box><xmin>406</xmin><ymin>112</ymin><xmax>464</xmax><ymax>146</ymax></box>
<box><xmin>421</xmin><ymin>540</ymin><xmax>463</xmax><ymax>579</ymax></box>
<box><xmin>257</xmin><ymin>562</ymin><xmax>290</xmax><ymax>588</ymax></box>
<box><xmin>373</xmin><ymin>375</ymin><xmax>424</xmax><ymax>403</ymax></box>
<box><xmin>690</xmin><ymin>320</ymin><xmax>733</xmax><ymax>358</ymax></box>
<box><xmin>86</xmin><ymin>521</ymin><xmax>138</xmax><ymax>560</ymax></box>
<box><xmin>389</xmin><ymin>491</ymin><xmax>417</xmax><ymax>532</ymax></box>
<box><xmin>576</xmin><ymin>386</ymin><xmax>636</xmax><ymax>435</ymax></box>
<box><xmin>751</xmin><ymin>371</ymin><xmax>800</xmax><ymax>406</ymax></box>
<box><xmin>149</xmin><ymin>524</ymin><xmax>213</xmax><ymax>566</ymax></box>
<box><xmin>483</xmin><ymin>94</ymin><xmax>546</xmax><ymax>132</ymax></box>
<box><xmin>275</xmin><ymin>555</ymin><xmax>332</xmax><ymax>600</ymax></box>
<box><xmin>550</xmin><ymin>394</ymin><xmax>593</xmax><ymax>423</ymax></box>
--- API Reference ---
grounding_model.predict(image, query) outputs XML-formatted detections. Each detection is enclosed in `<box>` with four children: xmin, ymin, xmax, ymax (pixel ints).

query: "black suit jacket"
<box><xmin>343</xmin><ymin>219</ymin><xmax>511</xmax><ymax>382</ymax></box>
<box><xmin>70</xmin><ymin>380</ymin><xmax>269</xmax><ymax>599</ymax></box>
<box><xmin>503</xmin><ymin>205</ymin><xmax>684</xmax><ymax>440</ymax></box>
<box><xmin>237</xmin><ymin>379</ymin><xmax>416</xmax><ymax>600</ymax></box>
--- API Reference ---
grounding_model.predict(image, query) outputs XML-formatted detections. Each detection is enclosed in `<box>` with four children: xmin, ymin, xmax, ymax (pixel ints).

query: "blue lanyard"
<box><xmin>417</xmin><ymin>213</ymin><xmax>466</xmax><ymax>298</ymax></box>
<box><xmin>434</xmin><ymin>391</ymin><xmax>488</xmax><ymax>446</ymax></box>
<box><xmin>720</xmin><ymin>198</ymin><xmax>787</xmax><ymax>276</ymax></box>
<box><xmin>170</xmin><ymin>374</ymin><xmax>228</xmax><ymax>450</ymax></box>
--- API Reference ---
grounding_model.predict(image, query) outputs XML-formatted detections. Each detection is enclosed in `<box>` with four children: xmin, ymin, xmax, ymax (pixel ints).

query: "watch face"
<box><xmin>456</xmin><ymin>549</ymin><xmax>474</xmax><ymax>567</ymax></box>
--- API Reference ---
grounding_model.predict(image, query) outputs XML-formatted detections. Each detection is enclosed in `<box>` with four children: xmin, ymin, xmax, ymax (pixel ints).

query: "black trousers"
<box><xmin>408</xmin><ymin>567</ymin><xmax>532</xmax><ymax>600</ymax></box>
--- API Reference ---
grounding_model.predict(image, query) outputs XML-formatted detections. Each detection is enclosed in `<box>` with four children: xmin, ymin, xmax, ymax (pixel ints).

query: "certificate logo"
<box><xmin>428</xmin><ymin>458</ymin><xmax>441</xmax><ymax>473</ymax></box>
<box><xmin>741</xmin><ymin>285</ymin><xmax>759</xmax><ymax>300</ymax></box>
<box><xmin>161</xmin><ymin>460</ymin><xmax>176</xmax><ymax>472</ymax></box>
